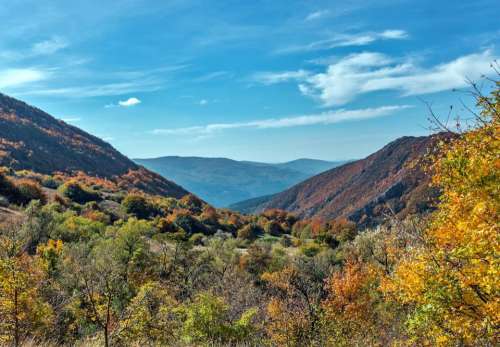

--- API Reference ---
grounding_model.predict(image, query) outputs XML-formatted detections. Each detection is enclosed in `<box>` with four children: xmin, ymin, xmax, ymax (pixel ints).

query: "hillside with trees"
<box><xmin>0</xmin><ymin>93</ymin><xmax>188</xmax><ymax>199</ymax></box>
<box><xmin>231</xmin><ymin>133</ymin><xmax>452</xmax><ymax>227</ymax></box>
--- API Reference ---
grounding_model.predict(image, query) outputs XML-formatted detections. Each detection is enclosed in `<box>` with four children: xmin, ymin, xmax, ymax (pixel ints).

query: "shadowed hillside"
<box><xmin>0</xmin><ymin>93</ymin><xmax>188</xmax><ymax>198</ymax></box>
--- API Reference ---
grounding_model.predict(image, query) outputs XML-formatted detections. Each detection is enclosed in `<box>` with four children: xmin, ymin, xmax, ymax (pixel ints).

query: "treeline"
<box><xmin>0</xmin><ymin>82</ymin><xmax>498</xmax><ymax>346</ymax></box>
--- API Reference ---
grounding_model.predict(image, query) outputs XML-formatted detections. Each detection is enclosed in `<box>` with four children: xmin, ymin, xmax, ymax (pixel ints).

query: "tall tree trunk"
<box><xmin>14</xmin><ymin>287</ymin><xmax>19</xmax><ymax>347</ymax></box>
<box><xmin>104</xmin><ymin>326</ymin><xmax>109</xmax><ymax>347</ymax></box>
<box><xmin>104</xmin><ymin>294</ymin><xmax>111</xmax><ymax>347</ymax></box>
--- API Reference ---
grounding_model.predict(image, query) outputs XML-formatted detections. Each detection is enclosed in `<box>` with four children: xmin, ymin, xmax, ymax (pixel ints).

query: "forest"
<box><xmin>0</xmin><ymin>81</ymin><xmax>498</xmax><ymax>347</ymax></box>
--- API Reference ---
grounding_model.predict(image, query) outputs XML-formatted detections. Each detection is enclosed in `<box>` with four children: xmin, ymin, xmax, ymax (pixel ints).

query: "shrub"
<box><xmin>14</xmin><ymin>179</ymin><xmax>47</xmax><ymax>205</ymax></box>
<box><xmin>173</xmin><ymin>213</ymin><xmax>207</xmax><ymax>236</ymax></box>
<box><xmin>300</xmin><ymin>242</ymin><xmax>321</xmax><ymax>257</ymax></box>
<box><xmin>180</xmin><ymin>194</ymin><xmax>204</xmax><ymax>211</ymax></box>
<box><xmin>59</xmin><ymin>181</ymin><xmax>100</xmax><ymax>204</ymax></box>
<box><xmin>122</xmin><ymin>194</ymin><xmax>158</xmax><ymax>219</ymax></box>
<box><xmin>189</xmin><ymin>233</ymin><xmax>205</xmax><ymax>246</ymax></box>
<box><xmin>0</xmin><ymin>172</ymin><xmax>18</xmax><ymax>202</ymax></box>
<box><xmin>179</xmin><ymin>292</ymin><xmax>257</xmax><ymax>345</ymax></box>
<box><xmin>237</xmin><ymin>223</ymin><xmax>263</xmax><ymax>241</ymax></box>
<box><xmin>264</xmin><ymin>220</ymin><xmax>284</xmax><ymax>236</ymax></box>
<box><xmin>41</xmin><ymin>176</ymin><xmax>61</xmax><ymax>189</ymax></box>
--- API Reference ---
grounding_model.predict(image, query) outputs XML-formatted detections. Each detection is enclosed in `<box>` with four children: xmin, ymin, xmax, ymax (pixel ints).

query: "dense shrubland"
<box><xmin>0</xmin><ymin>81</ymin><xmax>498</xmax><ymax>346</ymax></box>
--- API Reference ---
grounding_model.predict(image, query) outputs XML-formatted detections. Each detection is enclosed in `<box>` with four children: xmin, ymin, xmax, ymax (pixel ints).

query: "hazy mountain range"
<box><xmin>135</xmin><ymin>156</ymin><xmax>347</xmax><ymax>207</ymax></box>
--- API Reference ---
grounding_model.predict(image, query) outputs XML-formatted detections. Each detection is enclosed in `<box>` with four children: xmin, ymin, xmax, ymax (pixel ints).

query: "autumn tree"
<box><xmin>262</xmin><ymin>256</ymin><xmax>331</xmax><ymax>346</ymax></box>
<box><xmin>383</xmin><ymin>78</ymin><xmax>500</xmax><ymax>345</ymax></box>
<box><xmin>62</xmin><ymin>241</ymin><xmax>129</xmax><ymax>347</ymax></box>
<box><xmin>0</xmin><ymin>218</ymin><xmax>53</xmax><ymax>346</ymax></box>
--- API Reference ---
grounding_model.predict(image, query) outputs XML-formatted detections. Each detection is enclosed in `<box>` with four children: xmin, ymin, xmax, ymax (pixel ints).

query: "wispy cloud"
<box><xmin>0</xmin><ymin>68</ymin><xmax>49</xmax><ymax>89</ymax></box>
<box><xmin>305</xmin><ymin>10</ymin><xmax>331</xmax><ymax>21</ymax></box>
<box><xmin>0</xmin><ymin>37</ymin><xmax>69</xmax><ymax>61</ymax></box>
<box><xmin>193</xmin><ymin>71</ymin><xmax>233</xmax><ymax>82</ymax></box>
<box><xmin>275</xmin><ymin>29</ymin><xmax>408</xmax><ymax>54</ymax></box>
<box><xmin>252</xmin><ymin>70</ymin><xmax>310</xmax><ymax>85</ymax></box>
<box><xmin>32</xmin><ymin>37</ymin><xmax>68</xmax><ymax>55</ymax></box>
<box><xmin>21</xmin><ymin>79</ymin><xmax>161</xmax><ymax>98</ymax></box>
<box><xmin>152</xmin><ymin>105</ymin><xmax>411</xmax><ymax>135</ymax></box>
<box><xmin>4</xmin><ymin>62</ymin><xmax>182</xmax><ymax>98</ymax></box>
<box><xmin>298</xmin><ymin>49</ymin><xmax>497</xmax><ymax>106</ymax></box>
<box><xmin>198</xmin><ymin>99</ymin><xmax>208</xmax><ymax>106</ymax></box>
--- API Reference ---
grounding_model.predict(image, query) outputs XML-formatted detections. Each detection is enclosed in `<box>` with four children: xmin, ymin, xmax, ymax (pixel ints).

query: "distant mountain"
<box><xmin>229</xmin><ymin>134</ymin><xmax>452</xmax><ymax>226</ymax></box>
<box><xmin>0</xmin><ymin>93</ymin><xmax>188</xmax><ymax>198</ymax></box>
<box><xmin>134</xmin><ymin>156</ymin><xmax>346</xmax><ymax>207</ymax></box>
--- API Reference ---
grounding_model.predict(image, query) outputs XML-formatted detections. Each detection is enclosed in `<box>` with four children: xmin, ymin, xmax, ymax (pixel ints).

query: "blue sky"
<box><xmin>0</xmin><ymin>0</ymin><xmax>498</xmax><ymax>162</ymax></box>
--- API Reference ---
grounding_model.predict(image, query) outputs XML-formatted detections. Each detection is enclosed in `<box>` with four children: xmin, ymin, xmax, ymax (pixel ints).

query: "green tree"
<box><xmin>122</xmin><ymin>194</ymin><xmax>157</xmax><ymax>219</ymax></box>
<box><xmin>117</xmin><ymin>281</ymin><xmax>180</xmax><ymax>345</ymax></box>
<box><xmin>179</xmin><ymin>292</ymin><xmax>257</xmax><ymax>346</ymax></box>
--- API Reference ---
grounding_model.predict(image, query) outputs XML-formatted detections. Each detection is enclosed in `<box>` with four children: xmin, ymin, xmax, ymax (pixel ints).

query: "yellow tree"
<box><xmin>0</xmin><ymin>219</ymin><xmax>53</xmax><ymax>346</ymax></box>
<box><xmin>383</xmin><ymin>79</ymin><xmax>500</xmax><ymax>345</ymax></box>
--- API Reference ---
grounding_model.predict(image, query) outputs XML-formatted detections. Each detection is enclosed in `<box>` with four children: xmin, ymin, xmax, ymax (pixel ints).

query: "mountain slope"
<box><xmin>0</xmin><ymin>93</ymin><xmax>188</xmax><ymax>198</ymax></box>
<box><xmin>273</xmin><ymin>158</ymin><xmax>348</xmax><ymax>175</ymax></box>
<box><xmin>134</xmin><ymin>156</ymin><xmax>345</xmax><ymax>207</ymax></box>
<box><xmin>231</xmin><ymin>134</ymin><xmax>452</xmax><ymax>226</ymax></box>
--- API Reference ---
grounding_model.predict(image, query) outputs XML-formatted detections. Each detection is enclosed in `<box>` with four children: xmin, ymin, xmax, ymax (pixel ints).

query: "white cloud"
<box><xmin>152</xmin><ymin>105</ymin><xmax>411</xmax><ymax>135</ymax></box>
<box><xmin>305</xmin><ymin>10</ymin><xmax>330</xmax><ymax>21</ymax></box>
<box><xmin>60</xmin><ymin>117</ymin><xmax>81</xmax><ymax>123</ymax></box>
<box><xmin>379</xmin><ymin>30</ymin><xmax>408</xmax><ymax>39</ymax></box>
<box><xmin>275</xmin><ymin>29</ymin><xmax>408</xmax><ymax>54</ymax></box>
<box><xmin>298</xmin><ymin>50</ymin><xmax>497</xmax><ymax>106</ymax></box>
<box><xmin>0</xmin><ymin>68</ymin><xmax>48</xmax><ymax>89</ymax></box>
<box><xmin>105</xmin><ymin>97</ymin><xmax>141</xmax><ymax>108</ymax></box>
<box><xmin>32</xmin><ymin>37</ymin><xmax>68</xmax><ymax>55</ymax></box>
<box><xmin>252</xmin><ymin>70</ymin><xmax>310</xmax><ymax>85</ymax></box>
<box><xmin>118</xmin><ymin>97</ymin><xmax>141</xmax><ymax>107</ymax></box>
